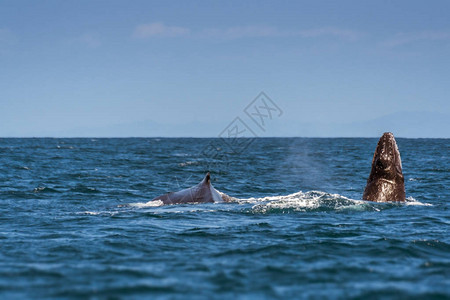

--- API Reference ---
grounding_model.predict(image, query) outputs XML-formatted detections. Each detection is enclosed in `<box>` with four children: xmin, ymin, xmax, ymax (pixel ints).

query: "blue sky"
<box><xmin>1</xmin><ymin>0</ymin><xmax>449</xmax><ymax>137</ymax></box>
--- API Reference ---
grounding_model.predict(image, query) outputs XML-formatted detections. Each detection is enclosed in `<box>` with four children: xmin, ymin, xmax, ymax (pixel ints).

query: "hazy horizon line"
<box><xmin>1</xmin><ymin>136</ymin><xmax>448</xmax><ymax>139</ymax></box>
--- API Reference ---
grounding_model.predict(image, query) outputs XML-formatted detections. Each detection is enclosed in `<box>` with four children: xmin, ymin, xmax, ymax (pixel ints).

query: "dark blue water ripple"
<box><xmin>0</xmin><ymin>138</ymin><xmax>449</xmax><ymax>299</ymax></box>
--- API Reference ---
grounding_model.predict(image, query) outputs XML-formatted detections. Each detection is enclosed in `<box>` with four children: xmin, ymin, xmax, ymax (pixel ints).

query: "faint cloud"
<box><xmin>382</xmin><ymin>30</ymin><xmax>450</xmax><ymax>48</ymax></box>
<box><xmin>132</xmin><ymin>23</ymin><xmax>362</xmax><ymax>41</ymax></box>
<box><xmin>68</xmin><ymin>33</ymin><xmax>101</xmax><ymax>48</ymax></box>
<box><xmin>200</xmin><ymin>25</ymin><xmax>282</xmax><ymax>39</ymax></box>
<box><xmin>133</xmin><ymin>22</ymin><xmax>190</xmax><ymax>38</ymax></box>
<box><xmin>201</xmin><ymin>25</ymin><xmax>361</xmax><ymax>40</ymax></box>
<box><xmin>298</xmin><ymin>27</ymin><xmax>362</xmax><ymax>41</ymax></box>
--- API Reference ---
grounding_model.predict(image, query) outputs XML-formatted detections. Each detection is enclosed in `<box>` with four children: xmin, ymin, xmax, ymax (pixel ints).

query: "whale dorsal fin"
<box><xmin>200</xmin><ymin>172</ymin><xmax>211</xmax><ymax>185</ymax></box>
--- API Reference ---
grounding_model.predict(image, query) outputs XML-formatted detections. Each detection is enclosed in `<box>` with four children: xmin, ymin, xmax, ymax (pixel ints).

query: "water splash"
<box><xmin>126</xmin><ymin>200</ymin><xmax>164</xmax><ymax>208</ymax></box>
<box><xmin>405</xmin><ymin>196</ymin><xmax>432</xmax><ymax>206</ymax></box>
<box><xmin>118</xmin><ymin>191</ymin><xmax>432</xmax><ymax>214</ymax></box>
<box><xmin>236</xmin><ymin>191</ymin><xmax>432</xmax><ymax>213</ymax></box>
<box><xmin>245</xmin><ymin>191</ymin><xmax>373</xmax><ymax>213</ymax></box>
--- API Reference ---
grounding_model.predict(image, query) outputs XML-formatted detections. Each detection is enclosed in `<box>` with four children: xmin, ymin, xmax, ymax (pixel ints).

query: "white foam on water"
<box><xmin>178</xmin><ymin>161</ymin><xmax>199</xmax><ymax>167</ymax></box>
<box><xmin>78</xmin><ymin>211</ymin><xmax>119</xmax><ymax>216</ymax></box>
<box><xmin>82</xmin><ymin>211</ymin><xmax>101</xmax><ymax>215</ymax></box>
<box><xmin>236</xmin><ymin>190</ymin><xmax>369</xmax><ymax>212</ymax></box>
<box><xmin>115</xmin><ymin>192</ymin><xmax>431</xmax><ymax>214</ymax></box>
<box><xmin>161</xmin><ymin>208</ymin><xmax>218</xmax><ymax>214</ymax></box>
<box><xmin>217</xmin><ymin>190</ymin><xmax>238</xmax><ymax>203</ymax></box>
<box><xmin>239</xmin><ymin>191</ymin><xmax>432</xmax><ymax>210</ymax></box>
<box><xmin>128</xmin><ymin>200</ymin><xmax>164</xmax><ymax>208</ymax></box>
<box><xmin>405</xmin><ymin>196</ymin><xmax>432</xmax><ymax>206</ymax></box>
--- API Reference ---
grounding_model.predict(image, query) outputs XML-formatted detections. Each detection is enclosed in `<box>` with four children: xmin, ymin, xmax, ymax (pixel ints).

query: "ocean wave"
<box><xmin>69</xmin><ymin>185</ymin><xmax>100</xmax><ymax>194</ymax></box>
<box><xmin>126</xmin><ymin>200</ymin><xmax>164</xmax><ymax>208</ymax></box>
<box><xmin>238</xmin><ymin>191</ymin><xmax>432</xmax><ymax>213</ymax></box>
<box><xmin>178</xmin><ymin>161</ymin><xmax>200</xmax><ymax>167</ymax></box>
<box><xmin>405</xmin><ymin>196</ymin><xmax>432</xmax><ymax>206</ymax></box>
<box><xmin>33</xmin><ymin>186</ymin><xmax>61</xmax><ymax>194</ymax></box>
<box><xmin>117</xmin><ymin>191</ymin><xmax>431</xmax><ymax>214</ymax></box>
<box><xmin>245</xmin><ymin>191</ymin><xmax>373</xmax><ymax>213</ymax></box>
<box><xmin>78</xmin><ymin>210</ymin><xmax>119</xmax><ymax>216</ymax></box>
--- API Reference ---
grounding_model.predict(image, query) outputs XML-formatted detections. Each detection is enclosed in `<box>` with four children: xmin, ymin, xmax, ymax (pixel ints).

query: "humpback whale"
<box><xmin>363</xmin><ymin>132</ymin><xmax>405</xmax><ymax>202</ymax></box>
<box><xmin>151</xmin><ymin>172</ymin><xmax>233</xmax><ymax>205</ymax></box>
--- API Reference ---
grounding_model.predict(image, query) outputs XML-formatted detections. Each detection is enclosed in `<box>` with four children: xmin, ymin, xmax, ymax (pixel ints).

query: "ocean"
<box><xmin>0</xmin><ymin>137</ymin><xmax>448</xmax><ymax>299</ymax></box>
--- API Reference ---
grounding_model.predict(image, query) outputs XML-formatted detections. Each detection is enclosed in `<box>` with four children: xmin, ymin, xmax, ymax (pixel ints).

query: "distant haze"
<box><xmin>2</xmin><ymin>111</ymin><xmax>446</xmax><ymax>139</ymax></box>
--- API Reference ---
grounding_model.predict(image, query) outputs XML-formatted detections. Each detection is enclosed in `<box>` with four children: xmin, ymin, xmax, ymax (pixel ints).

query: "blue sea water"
<box><xmin>0</xmin><ymin>137</ymin><xmax>448</xmax><ymax>299</ymax></box>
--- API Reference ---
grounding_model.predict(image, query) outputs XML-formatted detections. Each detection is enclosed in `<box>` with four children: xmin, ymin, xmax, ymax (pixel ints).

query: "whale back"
<box><xmin>152</xmin><ymin>173</ymin><xmax>223</xmax><ymax>205</ymax></box>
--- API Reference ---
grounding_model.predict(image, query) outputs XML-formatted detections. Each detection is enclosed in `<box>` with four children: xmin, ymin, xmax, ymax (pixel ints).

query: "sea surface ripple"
<box><xmin>0</xmin><ymin>138</ymin><xmax>448</xmax><ymax>299</ymax></box>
